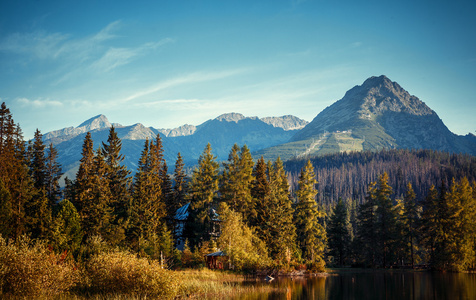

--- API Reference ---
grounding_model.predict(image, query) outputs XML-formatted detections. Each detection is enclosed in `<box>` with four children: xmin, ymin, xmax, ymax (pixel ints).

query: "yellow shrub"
<box><xmin>0</xmin><ymin>235</ymin><xmax>79</xmax><ymax>297</ymax></box>
<box><xmin>86</xmin><ymin>249</ymin><xmax>181</xmax><ymax>298</ymax></box>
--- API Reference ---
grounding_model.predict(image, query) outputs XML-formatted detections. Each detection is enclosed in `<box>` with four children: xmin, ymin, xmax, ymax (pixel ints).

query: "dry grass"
<box><xmin>177</xmin><ymin>268</ymin><xmax>282</xmax><ymax>299</ymax></box>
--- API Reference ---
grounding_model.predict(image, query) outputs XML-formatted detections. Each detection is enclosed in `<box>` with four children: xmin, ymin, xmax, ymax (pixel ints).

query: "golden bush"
<box><xmin>0</xmin><ymin>235</ymin><xmax>79</xmax><ymax>297</ymax></box>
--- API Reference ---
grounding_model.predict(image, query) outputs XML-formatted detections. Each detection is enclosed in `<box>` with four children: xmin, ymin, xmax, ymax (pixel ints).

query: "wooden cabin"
<box><xmin>205</xmin><ymin>251</ymin><xmax>228</xmax><ymax>269</ymax></box>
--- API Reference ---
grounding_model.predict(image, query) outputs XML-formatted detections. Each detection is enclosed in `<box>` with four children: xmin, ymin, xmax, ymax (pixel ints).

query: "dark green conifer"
<box><xmin>185</xmin><ymin>143</ymin><xmax>219</xmax><ymax>248</ymax></box>
<box><xmin>173</xmin><ymin>152</ymin><xmax>188</xmax><ymax>210</ymax></box>
<box><xmin>402</xmin><ymin>182</ymin><xmax>419</xmax><ymax>268</ymax></box>
<box><xmin>220</xmin><ymin>144</ymin><xmax>254</xmax><ymax>223</ymax></box>
<box><xmin>327</xmin><ymin>198</ymin><xmax>351</xmax><ymax>266</ymax></box>
<box><xmin>101</xmin><ymin>126</ymin><xmax>131</xmax><ymax>245</ymax></box>
<box><xmin>294</xmin><ymin>160</ymin><xmax>326</xmax><ymax>264</ymax></box>
<box><xmin>45</xmin><ymin>143</ymin><xmax>63</xmax><ymax>207</ymax></box>
<box><xmin>266</xmin><ymin>158</ymin><xmax>298</xmax><ymax>263</ymax></box>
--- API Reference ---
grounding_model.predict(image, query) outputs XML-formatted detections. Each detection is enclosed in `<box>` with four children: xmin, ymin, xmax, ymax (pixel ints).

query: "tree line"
<box><xmin>1</xmin><ymin>101</ymin><xmax>475</xmax><ymax>272</ymax></box>
<box><xmin>327</xmin><ymin>174</ymin><xmax>476</xmax><ymax>271</ymax></box>
<box><xmin>285</xmin><ymin>149</ymin><xmax>476</xmax><ymax>205</ymax></box>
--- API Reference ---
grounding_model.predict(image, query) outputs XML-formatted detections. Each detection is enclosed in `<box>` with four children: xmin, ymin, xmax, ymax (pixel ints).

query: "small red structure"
<box><xmin>205</xmin><ymin>251</ymin><xmax>228</xmax><ymax>269</ymax></box>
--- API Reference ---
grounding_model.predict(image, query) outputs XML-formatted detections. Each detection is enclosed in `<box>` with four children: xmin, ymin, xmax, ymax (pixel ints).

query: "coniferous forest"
<box><xmin>1</xmin><ymin>101</ymin><xmax>476</xmax><ymax>297</ymax></box>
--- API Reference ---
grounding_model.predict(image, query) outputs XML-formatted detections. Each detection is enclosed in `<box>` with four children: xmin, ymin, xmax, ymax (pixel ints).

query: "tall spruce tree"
<box><xmin>73</xmin><ymin>133</ymin><xmax>112</xmax><ymax>240</ymax></box>
<box><xmin>220</xmin><ymin>144</ymin><xmax>254</xmax><ymax>224</ymax></box>
<box><xmin>29</xmin><ymin>129</ymin><xmax>47</xmax><ymax>191</ymax></box>
<box><xmin>402</xmin><ymin>182</ymin><xmax>419</xmax><ymax>268</ymax></box>
<box><xmin>419</xmin><ymin>184</ymin><xmax>440</xmax><ymax>268</ymax></box>
<box><xmin>250</xmin><ymin>156</ymin><xmax>270</xmax><ymax>232</ymax></box>
<box><xmin>25</xmin><ymin>128</ymin><xmax>52</xmax><ymax>240</ymax></box>
<box><xmin>294</xmin><ymin>160</ymin><xmax>326</xmax><ymax>264</ymax></box>
<box><xmin>355</xmin><ymin>181</ymin><xmax>378</xmax><ymax>266</ymax></box>
<box><xmin>129</xmin><ymin>139</ymin><xmax>165</xmax><ymax>251</ymax></box>
<box><xmin>443</xmin><ymin>178</ymin><xmax>476</xmax><ymax>271</ymax></box>
<box><xmin>265</xmin><ymin>158</ymin><xmax>298</xmax><ymax>263</ymax></box>
<box><xmin>327</xmin><ymin>198</ymin><xmax>351</xmax><ymax>266</ymax></box>
<box><xmin>101</xmin><ymin>126</ymin><xmax>131</xmax><ymax>245</ymax></box>
<box><xmin>161</xmin><ymin>160</ymin><xmax>174</xmax><ymax>223</ymax></box>
<box><xmin>173</xmin><ymin>152</ymin><xmax>188</xmax><ymax>210</ymax></box>
<box><xmin>45</xmin><ymin>143</ymin><xmax>63</xmax><ymax>207</ymax></box>
<box><xmin>375</xmin><ymin>172</ymin><xmax>397</xmax><ymax>267</ymax></box>
<box><xmin>0</xmin><ymin>102</ymin><xmax>33</xmax><ymax>239</ymax></box>
<box><xmin>185</xmin><ymin>143</ymin><xmax>219</xmax><ymax>248</ymax></box>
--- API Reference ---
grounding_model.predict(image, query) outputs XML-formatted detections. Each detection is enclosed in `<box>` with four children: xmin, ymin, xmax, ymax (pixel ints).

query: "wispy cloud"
<box><xmin>0</xmin><ymin>30</ymin><xmax>69</xmax><ymax>60</ymax></box>
<box><xmin>16</xmin><ymin>97</ymin><xmax>63</xmax><ymax>108</ymax></box>
<box><xmin>122</xmin><ymin>68</ymin><xmax>249</xmax><ymax>103</ymax></box>
<box><xmin>90</xmin><ymin>38</ymin><xmax>174</xmax><ymax>72</ymax></box>
<box><xmin>1</xmin><ymin>20</ymin><xmax>173</xmax><ymax>85</ymax></box>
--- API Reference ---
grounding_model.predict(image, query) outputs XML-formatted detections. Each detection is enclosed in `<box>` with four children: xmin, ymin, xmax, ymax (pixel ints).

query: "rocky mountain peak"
<box><xmin>261</xmin><ymin>115</ymin><xmax>309</xmax><ymax>131</ymax></box>
<box><xmin>78</xmin><ymin>114</ymin><xmax>112</xmax><ymax>130</ymax></box>
<box><xmin>215</xmin><ymin>112</ymin><xmax>248</xmax><ymax>123</ymax></box>
<box><xmin>342</xmin><ymin>75</ymin><xmax>434</xmax><ymax>118</ymax></box>
<box><xmin>291</xmin><ymin>75</ymin><xmax>439</xmax><ymax>143</ymax></box>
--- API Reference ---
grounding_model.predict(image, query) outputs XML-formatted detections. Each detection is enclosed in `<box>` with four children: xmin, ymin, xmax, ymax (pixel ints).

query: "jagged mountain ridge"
<box><xmin>44</xmin><ymin>112</ymin><xmax>307</xmax><ymax>181</ymax></box>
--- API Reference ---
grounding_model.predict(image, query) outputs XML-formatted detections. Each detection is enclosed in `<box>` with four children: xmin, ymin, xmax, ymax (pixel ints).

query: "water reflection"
<box><xmin>230</xmin><ymin>271</ymin><xmax>476</xmax><ymax>300</ymax></box>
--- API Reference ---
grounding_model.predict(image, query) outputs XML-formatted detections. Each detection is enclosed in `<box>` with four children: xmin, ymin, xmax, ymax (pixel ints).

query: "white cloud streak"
<box><xmin>16</xmin><ymin>97</ymin><xmax>63</xmax><ymax>108</ymax></box>
<box><xmin>122</xmin><ymin>68</ymin><xmax>249</xmax><ymax>103</ymax></box>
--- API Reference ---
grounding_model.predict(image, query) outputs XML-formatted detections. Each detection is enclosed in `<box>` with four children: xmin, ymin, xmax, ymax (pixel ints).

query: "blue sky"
<box><xmin>1</xmin><ymin>0</ymin><xmax>475</xmax><ymax>139</ymax></box>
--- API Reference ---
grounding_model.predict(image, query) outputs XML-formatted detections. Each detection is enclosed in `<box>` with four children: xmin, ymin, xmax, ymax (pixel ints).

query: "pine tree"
<box><xmin>419</xmin><ymin>184</ymin><xmax>440</xmax><ymax>268</ymax></box>
<box><xmin>173</xmin><ymin>152</ymin><xmax>188</xmax><ymax>210</ymax></box>
<box><xmin>402</xmin><ymin>182</ymin><xmax>420</xmax><ymax>268</ymax></box>
<box><xmin>355</xmin><ymin>181</ymin><xmax>378</xmax><ymax>266</ymax></box>
<box><xmin>129</xmin><ymin>139</ymin><xmax>165</xmax><ymax>251</ymax></box>
<box><xmin>327</xmin><ymin>198</ymin><xmax>351</xmax><ymax>266</ymax></box>
<box><xmin>73</xmin><ymin>132</ymin><xmax>95</xmax><ymax>221</ymax></box>
<box><xmin>375</xmin><ymin>172</ymin><xmax>397</xmax><ymax>267</ymax></box>
<box><xmin>29</xmin><ymin>129</ymin><xmax>47</xmax><ymax>191</ymax></box>
<box><xmin>73</xmin><ymin>133</ymin><xmax>112</xmax><ymax>240</ymax></box>
<box><xmin>444</xmin><ymin>178</ymin><xmax>476</xmax><ymax>271</ymax></box>
<box><xmin>0</xmin><ymin>102</ymin><xmax>33</xmax><ymax>239</ymax></box>
<box><xmin>161</xmin><ymin>160</ymin><xmax>174</xmax><ymax>225</ymax></box>
<box><xmin>265</xmin><ymin>158</ymin><xmax>298</xmax><ymax>264</ymax></box>
<box><xmin>25</xmin><ymin>129</ymin><xmax>52</xmax><ymax>240</ymax></box>
<box><xmin>45</xmin><ymin>143</ymin><xmax>63</xmax><ymax>207</ymax></box>
<box><xmin>293</xmin><ymin>160</ymin><xmax>326</xmax><ymax>264</ymax></box>
<box><xmin>250</xmin><ymin>156</ymin><xmax>270</xmax><ymax>231</ymax></box>
<box><xmin>101</xmin><ymin>126</ymin><xmax>131</xmax><ymax>245</ymax></box>
<box><xmin>91</xmin><ymin>147</ymin><xmax>114</xmax><ymax>241</ymax></box>
<box><xmin>220</xmin><ymin>144</ymin><xmax>254</xmax><ymax>223</ymax></box>
<box><xmin>185</xmin><ymin>143</ymin><xmax>219</xmax><ymax>248</ymax></box>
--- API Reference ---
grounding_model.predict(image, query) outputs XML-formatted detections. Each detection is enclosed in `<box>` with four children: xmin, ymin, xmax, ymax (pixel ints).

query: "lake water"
<box><xmin>233</xmin><ymin>270</ymin><xmax>476</xmax><ymax>300</ymax></box>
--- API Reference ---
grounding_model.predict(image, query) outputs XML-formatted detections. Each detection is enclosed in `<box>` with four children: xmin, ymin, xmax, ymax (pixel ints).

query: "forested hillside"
<box><xmin>285</xmin><ymin>149</ymin><xmax>476</xmax><ymax>205</ymax></box>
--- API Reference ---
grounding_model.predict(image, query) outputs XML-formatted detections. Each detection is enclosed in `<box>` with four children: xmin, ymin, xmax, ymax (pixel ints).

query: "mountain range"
<box><xmin>42</xmin><ymin>75</ymin><xmax>476</xmax><ymax>181</ymax></box>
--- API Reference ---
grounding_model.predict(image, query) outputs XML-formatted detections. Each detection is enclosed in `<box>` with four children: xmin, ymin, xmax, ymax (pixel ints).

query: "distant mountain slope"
<box><xmin>256</xmin><ymin>75</ymin><xmax>476</xmax><ymax>161</ymax></box>
<box><xmin>43</xmin><ymin>113</ymin><xmax>307</xmax><ymax>181</ymax></box>
<box><xmin>174</xmin><ymin>113</ymin><xmax>297</xmax><ymax>161</ymax></box>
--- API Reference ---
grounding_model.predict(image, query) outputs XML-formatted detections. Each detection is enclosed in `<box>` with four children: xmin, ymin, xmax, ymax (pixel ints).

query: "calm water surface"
<box><xmin>230</xmin><ymin>270</ymin><xmax>476</xmax><ymax>300</ymax></box>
